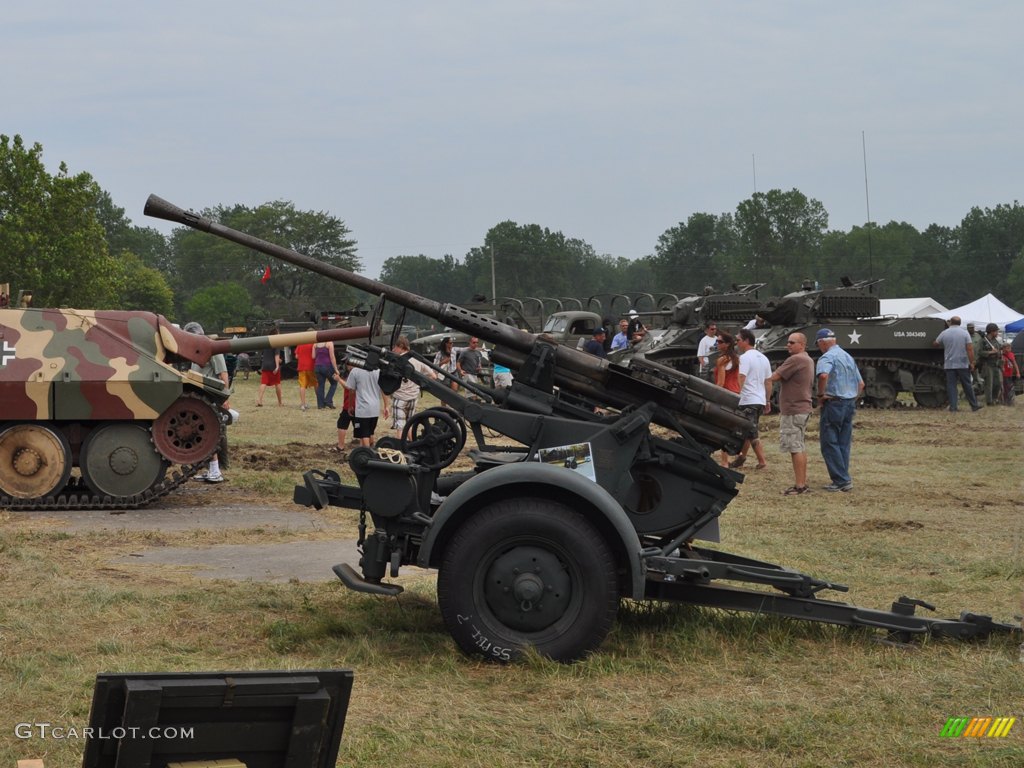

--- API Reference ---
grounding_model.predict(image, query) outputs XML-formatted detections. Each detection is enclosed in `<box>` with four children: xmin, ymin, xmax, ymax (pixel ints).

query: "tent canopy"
<box><xmin>879</xmin><ymin>297</ymin><xmax>948</xmax><ymax>318</ymax></box>
<box><xmin>930</xmin><ymin>293</ymin><xmax>1024</xmax><ymax>330</ymax></box>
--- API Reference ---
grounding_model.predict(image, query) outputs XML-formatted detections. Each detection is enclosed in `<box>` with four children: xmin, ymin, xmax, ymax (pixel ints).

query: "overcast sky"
<box><xmin>6</xmin><ymin>2</ymin><xmax>1021</xmax><ymax>279</ymax></box>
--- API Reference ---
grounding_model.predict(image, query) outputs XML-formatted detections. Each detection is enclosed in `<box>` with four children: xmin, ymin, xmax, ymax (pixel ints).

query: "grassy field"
<box><xmin>2</xmin><ymin>376</ymin><xmax>1022</xmax><ymax>767</ymax></box>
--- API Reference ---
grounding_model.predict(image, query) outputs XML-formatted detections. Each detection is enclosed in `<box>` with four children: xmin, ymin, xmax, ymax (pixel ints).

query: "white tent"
<box><xmin>930</xmin><ymin>293</ymin><xmax>1024</xmax><ymax>330</ymax></box>
<box><xmin>879</xmin><ymin>297</ymin><xmax>948</xmax><ymax>318</ymax></box>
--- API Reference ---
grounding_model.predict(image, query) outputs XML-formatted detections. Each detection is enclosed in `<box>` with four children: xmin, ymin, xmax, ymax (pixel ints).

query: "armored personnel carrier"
<box><xmin>754</xmin><ymin>279</ymin><xmax>948</xmax><ymax>408</ymax></box>
<box><xmin>0</xmin><ymin>309</ymin><xmax>368</xmax><ymax>510</ymax></box>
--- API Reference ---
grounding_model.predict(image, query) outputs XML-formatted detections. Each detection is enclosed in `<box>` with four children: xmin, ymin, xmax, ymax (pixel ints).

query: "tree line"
<box><xmin>3</xmin><ymin>134</ymin><xmax>1023</xmax><ymax>333</ymax></box>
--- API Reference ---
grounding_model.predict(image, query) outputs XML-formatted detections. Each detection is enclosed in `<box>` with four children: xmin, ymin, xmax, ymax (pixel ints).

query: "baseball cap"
<box><xmin>816</xmin><ymin>328</ymin><xmax>836</xmax><ymax>341</ymax></box>
<box><xmin>593</xmin><ymin>327</ymin><xmax>606</xmax><ymax>336</ymax></box>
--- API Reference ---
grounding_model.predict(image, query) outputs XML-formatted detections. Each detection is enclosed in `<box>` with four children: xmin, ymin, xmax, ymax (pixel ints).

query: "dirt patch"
<box><xmin>857</xmin><ymin>519</ymin><xmax>925</xmax><ymax>531</ymax></box>
<box><xmin>234</xmin><ymin>442</ymin><xmax>335</xmax><ymax>472</ymax></box>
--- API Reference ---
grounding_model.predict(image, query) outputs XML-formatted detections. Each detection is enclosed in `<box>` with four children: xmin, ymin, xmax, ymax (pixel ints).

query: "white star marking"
<box><xmin>847</xmin><ymin>330</ymin><xmax>862</xmax><ymax>345</ymax></box>
<box><xmin>0</xmin><ymin>340</ymin><xmax>15</xmax><ymax>365</ymax></box>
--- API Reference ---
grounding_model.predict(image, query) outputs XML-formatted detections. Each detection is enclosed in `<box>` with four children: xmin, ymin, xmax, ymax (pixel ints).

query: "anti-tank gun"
<box><xmin>0</xmin><ymin>306</ymin><xmax>370</xmax><ymax>510</ymax></box>
<box><xmin>146</xmin><ymin>194</ymin><xmax>1021</xmax><ymax>662</ymax></box>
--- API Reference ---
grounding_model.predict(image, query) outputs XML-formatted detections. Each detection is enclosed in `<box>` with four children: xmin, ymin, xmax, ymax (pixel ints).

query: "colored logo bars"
<box><xmin>940</xmin><ymin>717</ymin><xmax>1016</xmax><ymax>738</ymax></box>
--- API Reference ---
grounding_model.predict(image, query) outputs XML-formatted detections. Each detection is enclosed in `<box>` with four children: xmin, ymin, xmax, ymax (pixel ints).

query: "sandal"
<box><xmin>328</xmin><ymin>445</ymin><xmax>344</xmax><ymax>453</ymax></box>
<box><xmin>783</xmin><ymin>485</ymin><xmax>810</xmax><ymax>496</ymax></box>
<box><xmin>728</xmin><ymin>456</ymin><xmax>746</xmax><ymax>469</ymax></box>
<box><xmin>755</xmin><ymin>463</ymin><xmax>767</xmax><ymax>470</ymax></box>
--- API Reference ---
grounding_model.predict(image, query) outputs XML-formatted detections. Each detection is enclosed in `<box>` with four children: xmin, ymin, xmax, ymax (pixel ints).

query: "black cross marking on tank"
<box><xmin>1</xmin><ymin>340</ymin><xmax>14</xmax><ymax>365</ymax></box>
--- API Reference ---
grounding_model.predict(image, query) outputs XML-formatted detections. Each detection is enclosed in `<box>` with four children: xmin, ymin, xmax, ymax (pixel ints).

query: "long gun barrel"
<box><xmin>162</xmin><ymin>323</ymin><xmax>371</xmax><ymax>368</ymax></box>
<box><xmin>145</xmin><ymin>195</ymin><xmax>753</xmax><ymax>450</ymax></box>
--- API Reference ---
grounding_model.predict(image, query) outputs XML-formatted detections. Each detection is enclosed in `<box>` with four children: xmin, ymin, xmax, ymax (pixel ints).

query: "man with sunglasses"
<box><xmin>768</xmin><ymin>332</ymin><xmax>814</xmax><ymax>495</ymax></box>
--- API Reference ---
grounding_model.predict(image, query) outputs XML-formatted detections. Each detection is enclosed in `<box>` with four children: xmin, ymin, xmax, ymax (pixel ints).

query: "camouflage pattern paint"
<box><xmin>0</xmin><ymin>307</ymin><xmax>371</xmax><ymax>508</ymax></box>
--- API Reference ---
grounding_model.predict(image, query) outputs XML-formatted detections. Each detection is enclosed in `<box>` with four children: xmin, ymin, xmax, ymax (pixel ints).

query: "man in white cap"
<box><xmin>815</xmin><ymin>328</ymin><xmax>864</xmax><ymax>492</ymax></box>
<box><xmin>626</xmin><ymin>310</ymin><xmax>647</xmax><ymax>344</ymax></box>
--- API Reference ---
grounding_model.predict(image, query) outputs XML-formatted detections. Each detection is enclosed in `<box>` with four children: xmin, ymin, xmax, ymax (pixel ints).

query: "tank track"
<box><xmin>853</xmin><ymin>356</ymin><xmax>945</xmax><ymax>409</ymax></box>
<box><xmin>0</xmin><ymin>462</ymin><xmax>204</xmax><ymax>512</ymax></box>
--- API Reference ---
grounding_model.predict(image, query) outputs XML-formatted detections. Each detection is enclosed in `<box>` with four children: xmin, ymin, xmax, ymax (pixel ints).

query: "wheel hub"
<box><xmin>484</xmin><ymin>545</ymin><xmax>572</xmax><ymax>632</ymax></box>
<box><xmin>108</xmin><ymin>446</ymin><xmax>139</xmax><ymax>476</ymax></box>
<box><xmin>152</xmin><ymin>396</ymin><xmax>222</xmax><ymax>464</ymax></box>
<box><xmin>13</xmin><ymin>447</ymin><xmax>43</xmax><ymax>477</ymax></box>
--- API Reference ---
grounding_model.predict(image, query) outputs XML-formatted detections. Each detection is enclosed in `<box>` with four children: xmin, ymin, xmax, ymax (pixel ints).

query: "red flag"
<box><xmin>260</xmin><ymin>266</ymin><xmax>271</xmax><ymax>284</ymax></box>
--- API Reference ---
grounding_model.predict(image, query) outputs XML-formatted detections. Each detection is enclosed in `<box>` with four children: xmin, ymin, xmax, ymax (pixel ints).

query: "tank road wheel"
<box><xmin>0</xmin><ymin>424</ymin><xmax>72</xmax><ymax>499</ymax></box>
<box><xmin>913</xmin><ymin>370</ymin><xmax>948</xmax><ymax>409</ymax></box>
<box><xmin>868</xmin><ymin>382</ymin><xmax>897</xmax><ymax>409</ymax></box>
<box><xmin>151</xmin><ymin>396</ymin><xmax>222</xmax><ymax>465</ymax></box>
<box><xmin>81</xmin><ymin>423</ymin><xmax>168</xmax><ymax>498</ymax></box>
<box><xmin>437</xmin><ymin>499</ymin><xmax>619</xmax><ymax>663</ymax></box>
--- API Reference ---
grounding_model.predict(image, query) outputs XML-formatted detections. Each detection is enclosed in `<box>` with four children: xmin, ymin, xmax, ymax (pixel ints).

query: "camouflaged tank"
<box><xmin>0</xmin><ymin>308</ymin><xmax>369</xmax><ymax>510</ymax></box>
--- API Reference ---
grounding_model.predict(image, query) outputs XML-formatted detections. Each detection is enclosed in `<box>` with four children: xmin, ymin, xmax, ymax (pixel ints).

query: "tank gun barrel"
<box><xmin>162</xmin><ymin>323</ymin><xmax>372</xmax><ymax>368</ymax></box>
<box><xmin>145</xmin><ymin>194</ymin><xmax>753</xmax><ymax>450</ymax></box>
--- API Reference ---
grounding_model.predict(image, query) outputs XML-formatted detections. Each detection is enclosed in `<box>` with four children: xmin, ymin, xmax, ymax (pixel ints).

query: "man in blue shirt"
<box><xmin>815</xmin><ymin>328</ymin><xmax>864</xmax><ymax>492</ymax></box>
<box><xmin>583</xmin><ymin>328</ymin><xmax>607</xmax><ymax>358</ymax></box>
<box><xmin>610</xmin><ymin>319</ymin><xmax>630</xmax><ymax>352</ymax></box>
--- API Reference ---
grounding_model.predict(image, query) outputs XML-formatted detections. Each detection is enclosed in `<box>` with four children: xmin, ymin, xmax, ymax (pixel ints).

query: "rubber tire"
<box><xmin>437</xmin><ymin>498</ymin><xmax>619</xmax><ymax>663</ymax></box>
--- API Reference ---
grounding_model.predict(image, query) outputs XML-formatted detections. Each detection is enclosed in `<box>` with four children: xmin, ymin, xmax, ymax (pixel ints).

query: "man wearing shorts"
<box><xmin>390</xmin><ymin>336</ymin><xmax>436</xmax><ymax>437</ymax></box>
<box><xmin>729</xmin><ymin>328</ymin><xmax>772</xmax><ymax>470</ymax></box>
<box><xmin>768</xmin><ymin>332</ymin><xmax>814</xmax><ymax>495</ymax></box>
<box><xmin>341</xmin><ymin>365</ymin><xmax>389</xmax><ymax>447</ymax></box>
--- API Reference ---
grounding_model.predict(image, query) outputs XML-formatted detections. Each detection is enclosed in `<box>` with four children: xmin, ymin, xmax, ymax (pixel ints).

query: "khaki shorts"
<box><xmin>298</xmin><ymin>370</ymin><xmax>317</xmax><ymax>388</ymax></box>
<box><xmin>779</xmin><ymin>413</ymin><xmax>810</xmax><ymax>453</ymax></box>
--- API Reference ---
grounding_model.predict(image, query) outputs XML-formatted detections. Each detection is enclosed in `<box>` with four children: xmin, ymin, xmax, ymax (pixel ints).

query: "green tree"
<box><xmin>94</xmin><ymin>189</ymin><xmax>172</xmax><ymax>273</ymax></box>
<box><xmin>820</xmin><ymin>221</ymin><xmax>925</xmax><ymax>297</ymax></box>
<box><xmin>184</xmin><ymin>282</ymin><xmax>253</xmax><ymax>333</ymax></box>
<box><xmin>464</xmin><ymin>221</ymin><xmax>598</xmax><ymax>298</ymax></box>
<box><xmin>731</xmin><ymin>189</ymin><xmax>829</xmax><ymax>293</ymax></box>
<box><xmin>0</xmin><ymin>134</ymin><xmax>120</xmax><ymax>307</ymax></box>
<box><xmin>117</xmin><ymin>252</ymin><xmax>175</xmax><ymax>317</ymax></box>
<box><xmin>170</xmin><ymin>201</ymin><xmax>362</xmax><ymax>320</ymax></box>
<box><xmin>378</xmin><ymin>253</ymin><xmax>472</xmax><ymax>327</ymax></box>
<box><xmin>654</xmin><ymin>212</ymin><xmax>736</xmax><ymax>293</ymax></box>
<box><xmin>951</xmin><ymin>203</ymin><xmax>1024</xmax><ymax>305</ymax></box>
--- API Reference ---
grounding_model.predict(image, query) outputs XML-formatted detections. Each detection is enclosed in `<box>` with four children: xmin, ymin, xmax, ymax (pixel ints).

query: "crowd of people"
<box><xmin>189</xmin><ymin>310</ymin><xmax>1019</xmax><ymax>490</ymax></box>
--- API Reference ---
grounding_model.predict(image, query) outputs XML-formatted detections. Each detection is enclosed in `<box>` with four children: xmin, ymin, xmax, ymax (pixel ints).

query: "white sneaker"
<box><xmin>193</xmin><ymin>470</ymin><xmax>209</xmax><ymax>481</ymax></box>
<box><xmin>204</xmin><ymin>473</ymin><xmax>225</xmax><ymax>484</ymax></box>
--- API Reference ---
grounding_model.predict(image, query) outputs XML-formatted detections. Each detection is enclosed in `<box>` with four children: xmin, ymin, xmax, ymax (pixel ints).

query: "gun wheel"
<box><xmin>401</xmin><ymin>408</ymin><xmax>466</xmax><ymax>470</ymax></box>
<box><xmin>152</xmin><ymin>395</ymin><xmax>222</xmax><ymax>465</ymax></box>
<box><xmin>0</xmin><ymin>424</ymin><xmax>72</xmax><ymax>499</ymax></box>
<box><xmin>81</xmin><ymin>423</ymin><xmax>168</xmax><ymax>498</ymax></box>
<box><xmin>437</xmin><ymin>498</ymin><xmax>619</xmax><ymax>663</ymax></box>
